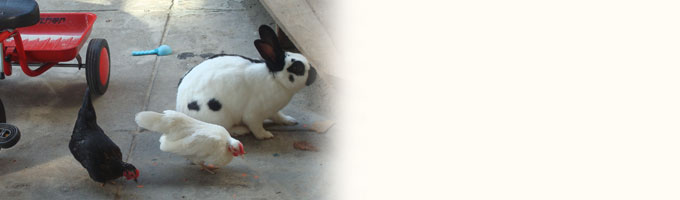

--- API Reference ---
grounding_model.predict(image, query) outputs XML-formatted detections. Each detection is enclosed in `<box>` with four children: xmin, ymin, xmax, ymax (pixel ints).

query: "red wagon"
<box><xmin>0</xmin><ymin>0</ymin><xmax>110</xmax><ymax>95</ymax></box>
<box><xmin>0</xmin><ymin>0</ymin><xmax>111</xmax><ymax>149</ymax></box>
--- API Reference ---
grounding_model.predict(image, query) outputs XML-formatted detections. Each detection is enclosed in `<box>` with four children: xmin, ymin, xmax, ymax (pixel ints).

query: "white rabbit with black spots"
<box><xmin>176</xmin><ymin>25</ymin><xmax>317</xmax><ymax>139</ymax></box>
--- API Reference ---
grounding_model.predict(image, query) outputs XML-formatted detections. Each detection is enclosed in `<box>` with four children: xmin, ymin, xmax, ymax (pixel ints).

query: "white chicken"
<box><xmin>134</xmin><ymin>110</ymin><xmax>245</xmax><ymax>174</ymax></box>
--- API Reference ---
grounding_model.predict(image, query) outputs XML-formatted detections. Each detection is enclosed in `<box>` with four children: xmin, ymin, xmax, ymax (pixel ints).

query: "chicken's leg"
<box><xmin>100</xmin><ymin>181</ymin><xmax>116</xmax><ymax>187</ymax></box>
<box><xmin>199</xmin><ymin>163</ymin><xmax>219</xmax><ymax>174</ymax></box>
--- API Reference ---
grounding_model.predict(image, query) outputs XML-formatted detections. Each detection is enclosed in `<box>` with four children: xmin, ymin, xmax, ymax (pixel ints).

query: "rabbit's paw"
<box><xmin>253</xmin><ymin>130</ymin><xmax>274</xmax><ymax>140</ymax></box>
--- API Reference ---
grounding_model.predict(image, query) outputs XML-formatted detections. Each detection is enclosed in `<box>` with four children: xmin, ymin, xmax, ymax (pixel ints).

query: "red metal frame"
<box><xmin>1</xmin><ymin>13</ymin><xmax>96</xmax><ymax>77</ymax></box>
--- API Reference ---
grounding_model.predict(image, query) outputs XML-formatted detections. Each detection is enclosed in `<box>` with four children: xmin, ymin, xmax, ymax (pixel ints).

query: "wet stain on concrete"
<box><xmin>199</xmin><ymin>53</ymin><xmax>216</xmax><ymax>59</ymax></box>
<box><xmin>177</xmin><ymin>52</ymin><xmax>195</xmax><ymax>59</ymax></box>
<box><xmin>177</xmin><ymin>52</ymin><xmax>225</xmax><ymax>60</ymax></box>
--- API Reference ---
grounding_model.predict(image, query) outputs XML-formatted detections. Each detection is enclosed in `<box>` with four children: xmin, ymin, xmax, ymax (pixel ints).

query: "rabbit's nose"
<box><xmin>306</xmin><ymin>67</ymin><xmax>317</xmax><ymax>86</ymax></box>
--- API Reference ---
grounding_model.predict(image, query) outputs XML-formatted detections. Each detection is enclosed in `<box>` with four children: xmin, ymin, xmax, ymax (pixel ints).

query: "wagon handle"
<box><xmin>11</xmin><ymin>31</ymin><xmax>55</xmax><ymax>77</ymax></box>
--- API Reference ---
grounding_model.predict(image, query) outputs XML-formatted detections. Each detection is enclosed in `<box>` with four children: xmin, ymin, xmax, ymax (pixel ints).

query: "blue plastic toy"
<box><xmin>132</xmin><ymin>45</ymin><xmax>172</xmax><ymax>56</ymax></box>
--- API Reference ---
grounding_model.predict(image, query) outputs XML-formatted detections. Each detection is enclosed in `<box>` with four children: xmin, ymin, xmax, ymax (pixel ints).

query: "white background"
<box><xmin>337</xmin><ymin>0</ymin><xmax>680</xmax><ymax>199</ymax></box>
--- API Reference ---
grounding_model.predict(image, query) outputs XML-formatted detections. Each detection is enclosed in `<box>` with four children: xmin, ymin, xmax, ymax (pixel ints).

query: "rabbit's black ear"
<box><xmin>259</xmin><ymin>25</ymin><xmax>279</xmax><ymax>47</ymax></box>
<box><xmin>255</xmin><ymin>40</ymin><xmax>284</xmax><ymax>72</ymax></box>
<box><xmin>259</xmin><ymin>25</ymin><xmax>285</xmax><ymax>54</ymax></box>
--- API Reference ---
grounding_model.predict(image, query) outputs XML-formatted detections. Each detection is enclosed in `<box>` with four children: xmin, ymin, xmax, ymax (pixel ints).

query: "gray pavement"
<box><xmin>0</xmin><ymin>0</ymin><xmax>335</xmax><ymax>199</ymax></box>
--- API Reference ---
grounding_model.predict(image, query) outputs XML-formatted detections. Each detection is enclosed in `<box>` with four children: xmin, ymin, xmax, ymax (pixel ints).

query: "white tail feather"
<box><xmin>135</xmin><ymin>110</ymin><xmax>217</xmax><ymax>141</ymax></box>
<box><xmin>135</xmin><ymin>111</ymin><xmax>166</xmax><ymax>132</ymax></box>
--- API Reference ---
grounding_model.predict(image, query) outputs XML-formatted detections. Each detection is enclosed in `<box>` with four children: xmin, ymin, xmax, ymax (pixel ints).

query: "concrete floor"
<box><xmin>0</xmin><ymin>0</ymin><xmax>336</xmax><ymax>199</ymax></box>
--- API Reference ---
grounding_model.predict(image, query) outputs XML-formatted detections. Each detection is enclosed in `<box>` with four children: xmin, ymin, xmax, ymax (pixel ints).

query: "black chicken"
<box><xmin>69</xmin><ymin>88</ymin><xmax>139</xmax><ymax>186</ymax></box>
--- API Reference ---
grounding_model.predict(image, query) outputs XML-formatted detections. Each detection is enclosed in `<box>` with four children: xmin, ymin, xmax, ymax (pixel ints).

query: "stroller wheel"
<box><xmin>86</xmin><ymin>38</ymin><xmax>110</xmax><ymax>96</ymax></box>
<box><xmin>0</xmin><ymin>123</ymin><xmax>20</xmax><ymax>149</ymax></box>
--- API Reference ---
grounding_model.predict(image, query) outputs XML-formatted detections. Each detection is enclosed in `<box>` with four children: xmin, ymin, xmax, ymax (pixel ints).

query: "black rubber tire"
<box><xmin>0</xmin><ymin>98</ymin><xmax>5</xmax><ymax>123</ymax></box>
<box><xmin>86</xmin><ymin>38</ymin><xmax>110</xmax><ymax>96</ymax></box>
<box><xmin>0</xmin><ymin>123</ymin><xmax>20</xmax><ymax>149</ymax></box>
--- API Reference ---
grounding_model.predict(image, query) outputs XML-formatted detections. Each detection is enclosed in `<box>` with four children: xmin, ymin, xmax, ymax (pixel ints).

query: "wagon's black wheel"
<box><xmin>0</xmin><ymin>123</ymin><xmax>20</xmax><ymax>149</ymax></box>
<box><xmin>86</xmin><ymin>38</ymin><xmax>110</xmax><ymax>96</ymax></box>
<box><xmin>0</xmin><ymin>98</ymin><xmax>5</xmax><ymax>123</ymax></box>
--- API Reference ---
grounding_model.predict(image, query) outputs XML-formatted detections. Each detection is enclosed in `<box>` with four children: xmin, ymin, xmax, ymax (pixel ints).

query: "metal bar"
<box><xmin>23</xmin><ymin>63</ymin><xmax>83</xmax><ymax>68</ymax></box>
<box><xmin>0</xmin><ymin>97</ymin><xmax>5</xmax><ymax>123</ymax></box>
<box><xmin>0</xmin><ymin>42</ymin><xmax>4</xmax><ymax>79</ymax></box>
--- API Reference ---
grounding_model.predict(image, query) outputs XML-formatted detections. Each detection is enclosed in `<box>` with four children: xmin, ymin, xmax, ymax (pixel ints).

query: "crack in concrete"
<box><xmin>124</xmin><ymin>0</ymin><xmax>176</xmax><ymax>163</ymax></box>
<box><xmin>114</xmin><ymin>0</ymin><xmax>176</xmax><ymax>199</ymax></box>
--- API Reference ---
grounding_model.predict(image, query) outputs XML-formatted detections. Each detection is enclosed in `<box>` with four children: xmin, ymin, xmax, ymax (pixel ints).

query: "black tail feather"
<box><xmin>76</xmin><ymin>88</ymin><xmax>97</xmax><ymax>127</ymax></box>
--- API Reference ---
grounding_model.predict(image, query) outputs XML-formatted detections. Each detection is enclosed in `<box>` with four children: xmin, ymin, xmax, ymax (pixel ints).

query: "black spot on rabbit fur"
<box><xmin>287</xmin><ymin>61</ymin><xmax>305</xmax><ymax>76</ymax></box>
<box><xmin>289</xmin><ymin>75</ymin><xmax>294</xmax><ymax>83</ymax></box>
<box><xmin>207</xmin><ymin>98</ymin><xmax>222</xmax><ymax>111</ymax></box>
<box><xmin>188</xmin><ymin>101</ymin><xmax>200</xmax><ymax>111</ymax></box>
